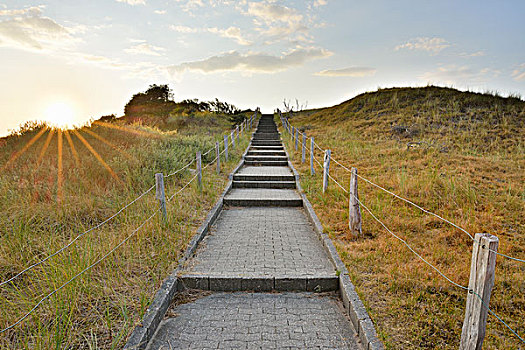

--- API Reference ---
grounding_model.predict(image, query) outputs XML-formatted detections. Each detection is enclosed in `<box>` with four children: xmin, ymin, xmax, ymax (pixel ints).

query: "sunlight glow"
<box><xmin>43</xmin><ymin>102</ymin><xmax>75</xmax><ymax>129</ymax></box>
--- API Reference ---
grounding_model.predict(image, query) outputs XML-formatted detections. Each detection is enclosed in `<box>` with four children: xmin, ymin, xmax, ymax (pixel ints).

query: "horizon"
<box><xmin>1</xmin><ymin>0</ymin><xmax>524</xmax><ymax>137</ymax></box>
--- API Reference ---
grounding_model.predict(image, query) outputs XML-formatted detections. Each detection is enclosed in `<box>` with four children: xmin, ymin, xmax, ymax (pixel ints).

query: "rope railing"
<box><xmin>0</xmin><ymin>116</ymin><xmax>256</xmax><ymax>334</ymax></box>
<box><xmin>279</xmin><ymin>115</ymin><xmax>525</xmax><ymax>346</ymax></box>
<box><xmin>0</xmin><ymin>206</ymin><xmax>161</xmax><ymax>334</ymax></box>
<box><xmin>283</xmin><ymin>117</ymin><xmax>524</xmax><ymax>264</ymax></box>
<box><xmin>0</xmin><ymin>184</ymin><xmax>155</xmax><ymax>287</ymax></box>
<box><xmin>355</xmin><ymin>194</ymin><xmax>524</xmax><ymax>344</ymax></box>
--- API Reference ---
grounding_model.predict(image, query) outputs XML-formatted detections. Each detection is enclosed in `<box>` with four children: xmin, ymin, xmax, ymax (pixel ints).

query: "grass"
<box><xmin>0</xmin><ymin>113</ymin><xmax>251</xmax><ymax>349</ymax></box>
<box><xmin>281</xmin><ymin>86</ymin><xmax>525</xmax><ymax>349</ymax></box>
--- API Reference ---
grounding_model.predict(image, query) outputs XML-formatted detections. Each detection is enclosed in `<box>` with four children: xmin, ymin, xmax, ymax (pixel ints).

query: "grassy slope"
<box><xmin>0</xmin><ymin>112</ymin><xmax>249</xmax><ymax>349</ymax></box>
<box><xmin>282</xmin><ymin>86</ymin><xmax>525</xmax><ymax>349</ymax></box>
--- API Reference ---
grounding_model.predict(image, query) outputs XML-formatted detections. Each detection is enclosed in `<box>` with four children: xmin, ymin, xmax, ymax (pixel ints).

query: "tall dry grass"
<box><xmin>282</xmin><ymin>86</ymin><xmax>525</xmax><ymax>349</ymax></box>
<box><xmin>0</xmin><ymin>114</ymin><xmax>250</xmax><ymax>349</ymax></box>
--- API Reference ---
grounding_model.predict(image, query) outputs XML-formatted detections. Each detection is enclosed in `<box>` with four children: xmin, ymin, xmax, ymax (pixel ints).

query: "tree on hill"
<box><xmin>124</xmin><ymin>84</ymin><xmax>176</xmax><ymax>125</ymax></box>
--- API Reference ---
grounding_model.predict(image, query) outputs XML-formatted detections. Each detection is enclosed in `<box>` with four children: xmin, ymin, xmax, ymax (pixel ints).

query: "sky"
<box><xmin>0</xmin><ymin>0</ymin><xmax>524</xmax><ymax>136</ymax></box>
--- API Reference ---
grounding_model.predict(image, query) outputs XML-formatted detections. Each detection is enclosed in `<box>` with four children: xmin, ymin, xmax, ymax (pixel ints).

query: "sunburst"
<box><xmin>72</xmin><ymin>130</ymin><xmax>122</xmax><ymax>184</ymax></box>
<box><xmin>2</xmin><ymin>118</ymin><xmax>156</xmax><ymax>202</ymax></box>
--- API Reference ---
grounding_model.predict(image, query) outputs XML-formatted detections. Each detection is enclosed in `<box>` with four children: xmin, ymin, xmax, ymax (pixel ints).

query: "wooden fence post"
<box><xmin>215</xmin><ymin>141</ymin><xmax>220</xmax><ymax>174</ymax></box>
<box><xmin>291</xmin><ymin>126</ymin><xmax>294</xmax><ymax>141</ymax></box>
<box><xmin>295</xmin><ymin>128</ymin><xmax>298</xmax><ymax>151</ymax></box>
<box><xmin>310</xmin><ymin>137</ymin><xmax>315</xmax><ymax>175</ymax></box>
<box><xmin>460</xmin><ymin>233</ymin><xmax>499</xmax><ymax>350</ymax></box>
<box><xmin>224</xmin><ymin>135</ymin><xmax>228</xmax><ymax>161</ymax></box>
<box><xmin>323</xmin><ymin>149</ymin><xmax>331</xmax><ymax>193</ymax></box>
<box><xmin>196</xmin><ymin>151</ymin><xmax>202</xmax><ymax>191</ymax></box>
<box><xmin>349</xmin><ymin>167</ymin><xmax>362</xmax><ymax>237</ymax></box>
<box><xmin>236</xmin><ymin>125</ymin><xmax>239</xmax><ymax>144</ymax></box>
<box><xmin>155</xmin><ymin>173</ymin><xmax>167</xmax><ymax>220</ymax></box>
<box><xmin>231</xmin><ymin>130</ymin><xmax>235</xmax><ymax>149</ymax></box>
<box><xmin>301</xmin><ymin>133</ymin><xmax>306</xmax><ymax>163</ymax></box>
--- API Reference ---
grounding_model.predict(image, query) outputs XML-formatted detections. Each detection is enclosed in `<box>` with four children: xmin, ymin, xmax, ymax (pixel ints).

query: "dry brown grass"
<box><xmin>282</xmin><ymin>86</ymin><xmax>525</xmax><ymax>349</ymax></box>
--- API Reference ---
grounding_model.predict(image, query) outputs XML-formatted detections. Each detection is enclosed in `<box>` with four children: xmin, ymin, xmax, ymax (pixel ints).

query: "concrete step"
<box><xmin>247</xmin><ymin>150</ymin><xmax>286</xmax><ymax>156</ymax></box>
<box><xmin>233</xmin><ymin>174</ymin><xmax>295</xmax><ymax>182</ymax></box>
<box><xmin>253</xmin><ymin>135</ymin><xmax>281</xmax><ymax>140</ymax></box>
<box><xmin>251</xmin><ymin>140</ymin><xmax>282</xmax><ymax>146</ymax></box>
<box><xmin>234</xmin><ymin>166</ymin><xmax>294</xmax><ymax>181</ymax></box>
<box><xmin>232</xmin><ymin>180</ymin><xmax>296</xmax><ymax>189</ymax></box>
<box><xmin>244</xmin><ymin>156</ymin><xmax>288</xmax><ymax>162</ymax></box>
<box><xmin>180</xmin><ymin>275</ymin><xmax>337</xmax><ymax>292</ymax></box>
<box><xmin>250</xmin><ymin>146</ymin><xmax>284</xmax><ymax>151</ymax></box>
<box><xmin>224</xmin><ymin>188</ymin><xmax>303</xmax><ymax>207</ymax></box>
<box><xmin>245</xmin><ymin>160</ymin><xmax>288</xmax><ymax>166</ymax></box>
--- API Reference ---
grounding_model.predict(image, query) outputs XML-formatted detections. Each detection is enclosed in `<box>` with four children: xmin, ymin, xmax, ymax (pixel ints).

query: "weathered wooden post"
<box><xmin>224</xmin><ymin>135</ymin><xmax>229</xmax><ymax>161</ymax></box>
<box><xmin>294</xmin><ymin>128</ymin><xmax>298</xmax><ymax>151</ymax></box>
<box><xmin>310</xmin><ymin>137</ymin><xmax>315</xmax><ymax>175</ymax></box>
<box><xmin>196</xmin><ymin>151</ymin><xmax>202</xmax><ymax>191</ymax></box>
<box><xmin>236</xmin><ymin>125</ymin><xmax>239</xmax><ymax>144</ymax></box>
<box><xmin>301</xmin><ymin>133</ymin><xmax>306</xmax><ymax>163</ymax></box>
<box><xmin>460</xmin><ymin>233</ymin><xmax>499</xmax><ymax>350</ymax></box>
<box><xmin>291</xmin><ymin>126</ymin><xmax>294</xmax><ymax>141</ymax></box>
<box><xmin>231</xmin><ymin>130</ymin><xmax>235</xmax><ymax>149</ymax></box>
<box><xmin>215</xmin><ymin>141</ymin><xmax>220</xmax><ymax>174</ymax></box>
<box><xmin>349</xmin><ymin>168</ymin><xmax>362</xmax><ymax>237</ymax></box>
<box><xmin>323</xmin><ymin>149</ymin><xmax>331</xmax><ymax>193</ymax></box>
<box><xmin>155</xmin><ymin>173</ymin><xmax>167</xmax><ymax>220</ymax></box>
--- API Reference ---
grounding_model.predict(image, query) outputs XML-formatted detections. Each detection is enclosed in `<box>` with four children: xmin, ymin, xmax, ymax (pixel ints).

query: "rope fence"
<box><xmin>278</xmin><ymin>112</ymin><xmax>525</xmax><ymax>347</ymax></box>
<box><xmin>0</xmin><ymin>111</ymin><xmax>259</xmax><ymax>334</ymax></box>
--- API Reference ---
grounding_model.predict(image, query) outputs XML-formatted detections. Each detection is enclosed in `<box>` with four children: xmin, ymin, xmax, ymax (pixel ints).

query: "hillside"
<box><xmin>0</xmin><ymin>92</ymin><xmax>251</xmax><ymax>348</ymax></box>
<box><xmin>284</xmin><ymin>86</ymin><xmax>524</xmax><ymax>349</ymax></box>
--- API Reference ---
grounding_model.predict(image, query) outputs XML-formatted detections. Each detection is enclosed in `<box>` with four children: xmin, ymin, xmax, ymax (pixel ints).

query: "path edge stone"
<box><xmin>124</xmin><ymin>134</ymin><xmax>251</xmax><ymax>350</ymax></box>
<box><xmin>283</xmin><ymin>130</ymin><xmax>384</xmax><ymax>350</ymax></box>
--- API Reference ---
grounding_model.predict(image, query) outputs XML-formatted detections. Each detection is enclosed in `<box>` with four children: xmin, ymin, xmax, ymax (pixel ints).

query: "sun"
<box><xmin>43</xmin><ymin>102</ymin><xmax>75</xmax><ymax>129</ymax></box>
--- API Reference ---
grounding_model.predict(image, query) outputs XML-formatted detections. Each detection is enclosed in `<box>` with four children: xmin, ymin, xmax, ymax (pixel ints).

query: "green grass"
<box><xmin>0</xmin><ymin>113</ymin><xmax>250</xmax><ymax>349</ymax></box>
<box><xmin>281</xmin><ymin>86</ymin><xmax>525</xmax><ymax>349</ymax></box>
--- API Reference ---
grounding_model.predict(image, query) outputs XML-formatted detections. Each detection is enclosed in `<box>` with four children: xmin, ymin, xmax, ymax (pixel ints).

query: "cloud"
<box><xmin>116</xmin><ymin>0</ymin><xmax>146</xmax><ymax>5</ymax></box>
<box><xmin>395</xmin><ymin>37</ymin><xmax>450</xmax><ymax>54</ymax></box>
<box><xmin>0</xmin><ymin>15</ymin><xmax>75</xmax><ymax>51</ymax></box>
<box><xmin>460</xmin><ymin>50</ymin><xmax>485</xmax><ymax>58</ymax></box>
<box><xmin>167</xmin><ymin>48</ymin><xmax>332</xmax><ymax>76</ymax></box>
<box><xmin>169</xmin><ymin>25</ymin><xmax>199</xmax><ymax>33</ymax></box>
<box><xmin>125</xmin><ymin>42</ymin><xmax>166</xmax><ymax>56</ymax></box>
<box><xmin>244</xmin><ymin>1</ymin><xmax>310</xmax><ymax>42</ymax></box>
<box><xmin>420</xmin><ymin>65</ymin><xmax>500</xmax><ymax>85</ymax></box>
<box><xmin>313</xmin><ymin>0</ymin><xmax>327</xmax><ymax>7</ymax></box>
<box><xmin>511</xmin><ymin>63</ymin><xmax>525</xmax><ymax>82</ymax></box>
<box><xmin>154</xmin><ymin>10</ymin><xmax>167</xmax><ymax>14</ymax></box>
<box><xmin>207</xmin><ymin>26</ymin><xmax>251</xmax><ymax>45</ymax></box>
<box><xmin>0</xmin><ymin>6</ymin><xmax>43</xmax><ymax>16</ymax></box>
<box><xmin>170</xmin><ymin>24</ymin><xmax>251</xmax><ymax>45</ymax></box>
<box><xmin>315</xmin><ymin>67</ymin><xmax>376</xmax><ymax>77</ymax></box>
<box><xmin>247</xmin><ymin>2</ymin><xmax>303</xmax><ymax>25</ymax></box>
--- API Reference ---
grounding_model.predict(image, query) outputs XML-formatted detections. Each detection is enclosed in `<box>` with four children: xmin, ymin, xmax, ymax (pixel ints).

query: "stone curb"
<box><xmin>284</xmin><ymin>130</ymin><xmax>384</xmax><ymax>350</ymax></box>
<box><xmin>124</xmin><ymin>131</ymin><xmax>251</xmax><ymax>350</ymax></box>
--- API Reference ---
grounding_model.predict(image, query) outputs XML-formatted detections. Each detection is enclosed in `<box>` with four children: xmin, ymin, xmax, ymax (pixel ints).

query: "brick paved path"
<box><xmin>147</xmin><ymin>115</ymin><xmax>362</xmax><ymax>349</ymax></box>
<box><xmin>147</xmin><ymin>293</ymin><xmax>356</xmax><ymax>350</ymax></box>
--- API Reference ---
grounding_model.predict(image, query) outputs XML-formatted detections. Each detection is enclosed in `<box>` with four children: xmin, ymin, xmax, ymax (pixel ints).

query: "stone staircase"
<box><xmin>143</xmin><ymin>114</ymin><xmax>363</xmax><ymax>349</ymax></box>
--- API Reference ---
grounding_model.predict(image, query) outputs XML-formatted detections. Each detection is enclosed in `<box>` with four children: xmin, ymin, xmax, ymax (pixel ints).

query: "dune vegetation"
<box><xmin>0</xmin><ymin>86</ymin><xmax>251</xmax><ymax>349</ymax></box>
<box><xmin>282</xmin><ymin>86</ymin><xmax>525</xmax><ymax>349</ymax></box>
